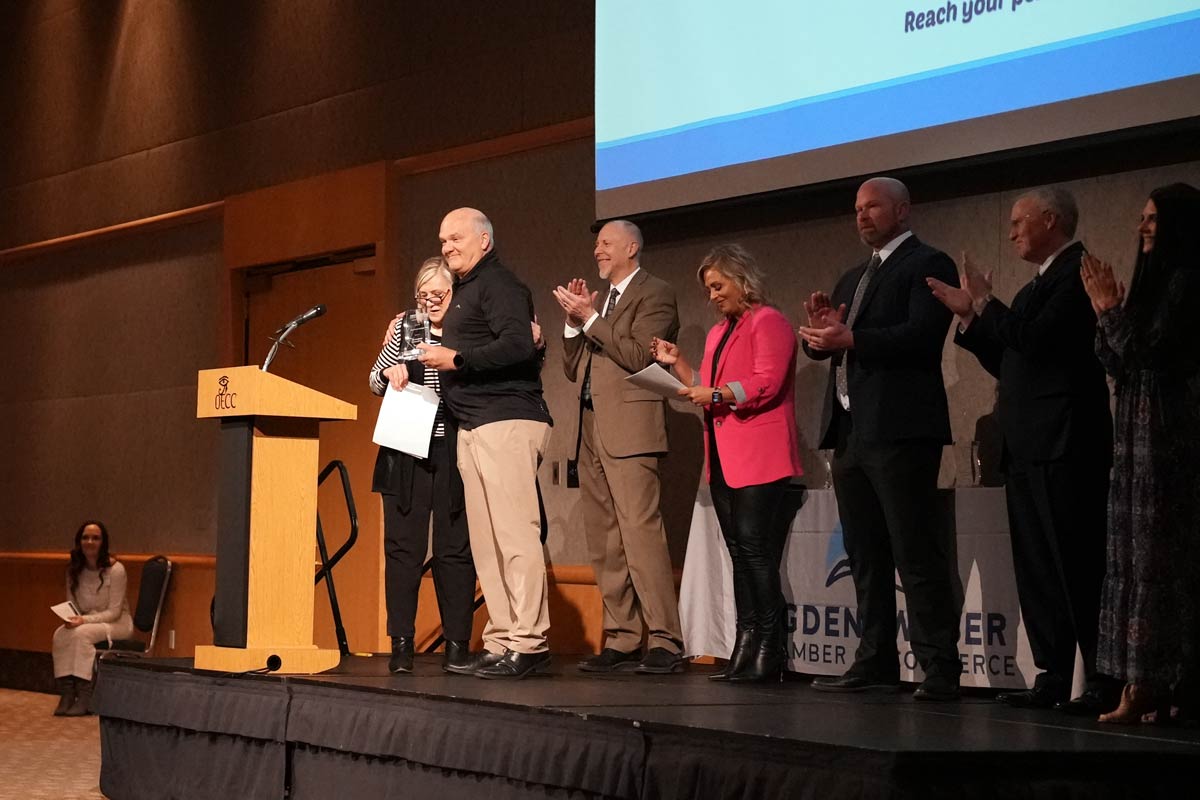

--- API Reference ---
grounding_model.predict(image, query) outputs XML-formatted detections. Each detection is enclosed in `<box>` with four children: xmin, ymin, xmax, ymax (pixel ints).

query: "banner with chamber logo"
<box><xmin>680</xmin><ymin>485</ymin><xmax>1050</xmax><ymax>689</ymax></box>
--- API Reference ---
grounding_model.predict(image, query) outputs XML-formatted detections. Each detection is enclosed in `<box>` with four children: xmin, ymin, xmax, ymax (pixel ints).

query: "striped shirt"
<box><xmin>368</xmin><ymin>314</ymin><xmax>446</xmax><ymax>439</ymax></box>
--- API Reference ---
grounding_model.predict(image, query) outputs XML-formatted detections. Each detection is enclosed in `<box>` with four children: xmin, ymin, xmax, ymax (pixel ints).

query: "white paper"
<box><xmin>372</xmin><ymin>383</ymin><xmax>440</xmax><ymax>458</ymax></box>
<box><xmin>51</xmin><ymin>601</ymin><xmax>80</xmax><ymax>622</ymax></box>
<box><xmin>624</xmin><ymin>363</ymin><xmax>686</xmax><ymax>398</ymax></box>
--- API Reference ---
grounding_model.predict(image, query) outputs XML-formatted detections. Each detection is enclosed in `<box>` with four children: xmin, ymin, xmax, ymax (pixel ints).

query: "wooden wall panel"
<box><xmin>224</xmin><ymin>162</ymin><xmax>387</xmax><ymax>270</ymax></box>
<box><xmin>2</xmin><ymin>553</ymin><xmax>609</xmax><ymax>661</ymax></box>
<box><xmin>0</xmin><ymin>1</ymin><xmax>593</xmax><ymax>249</ymax></box>
<box><xmin>0</xmin><ymin>553</ymin><xmax>215</xmax><ymax>657</ymax></box>
<box><xmin>0</xmin><ymin>219</ymin><xmax>224</xmax><ymax>554</ymax></box>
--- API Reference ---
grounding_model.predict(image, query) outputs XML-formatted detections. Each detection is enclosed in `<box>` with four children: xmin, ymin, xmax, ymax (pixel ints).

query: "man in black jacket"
<box><xmin>417</xmin><ymin>207</ymin><xmax>554</xmax><ymax>680</ymax></box>
<box><xmin>800</xmin><ymin>177</ymin><xmax>962</xmax><ymax>701</ymax></box>
<box><xmin>929</xmin><ymin>186</ymin><xmax>1118</xmax><ymax>714</ymax></box>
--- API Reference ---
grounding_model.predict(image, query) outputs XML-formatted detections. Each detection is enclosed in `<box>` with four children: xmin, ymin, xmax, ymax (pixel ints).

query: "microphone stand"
<box><xmin>261</xmin><ymin>322</ymin><xmax>299</xmax><ymax>373</ymax></box>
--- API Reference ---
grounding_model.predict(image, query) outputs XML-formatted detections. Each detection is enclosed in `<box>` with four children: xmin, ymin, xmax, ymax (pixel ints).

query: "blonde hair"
<box><xmin>414</xmin><ymin>256</ymin><xmax>452</xmax><ymax>293</ymax></box>
<box><xmin>696</xmin><ymin>244</ymin><xmax>770</xmax><ymax>307</ymax></box>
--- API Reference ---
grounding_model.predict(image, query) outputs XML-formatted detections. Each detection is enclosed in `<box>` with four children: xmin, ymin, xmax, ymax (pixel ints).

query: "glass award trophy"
<box><xmin>396</xmin><ymin>309</ymin><xmax>430</xmax><ymax>361</ymax></box>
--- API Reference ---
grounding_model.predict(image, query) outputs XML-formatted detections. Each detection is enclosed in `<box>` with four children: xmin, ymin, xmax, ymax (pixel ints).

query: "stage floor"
<box><xmin>95</xmin><ymin>654</ymin><xmax>1200</xmax><ymax>800</ymax></box>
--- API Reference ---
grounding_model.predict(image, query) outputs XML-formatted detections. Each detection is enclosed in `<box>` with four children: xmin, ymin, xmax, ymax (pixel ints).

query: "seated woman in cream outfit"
<box><xmin>52</xmin><ymin>520</ymin><xmax>132</xmax><ymax>716</ymax></box>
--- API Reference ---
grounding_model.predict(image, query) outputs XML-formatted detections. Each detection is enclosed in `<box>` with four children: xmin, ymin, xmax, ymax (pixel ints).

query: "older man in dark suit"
<box><xmin>800</xmin><ymin>177</ymin><xmax>962</xmax><ymax>701</ymax></box>
<box><xmin>553</xmin><ymin>220</ymin><xmax>685</xmax><ymax>675</ymax></box>
<box><xmin>928</xmin><ymin>186</ymin><xmax>1118</xmax><ymax>714</ymax></box>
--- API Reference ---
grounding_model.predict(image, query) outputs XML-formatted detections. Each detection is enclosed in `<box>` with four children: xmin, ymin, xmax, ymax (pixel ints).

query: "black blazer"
<box><xmin>371</xmin><ymin>357</ymin><xmax>465</xmax><ymax>515</ymax></box>
<box><xmin>956</xmin><ymin>241</ymin><xmax>1112</xmax><ymax>466</ymax></box>
<box><xmin>804</xmin><ymin>235</ymin><xmax>957</xmax><ymax>448</ymax></box>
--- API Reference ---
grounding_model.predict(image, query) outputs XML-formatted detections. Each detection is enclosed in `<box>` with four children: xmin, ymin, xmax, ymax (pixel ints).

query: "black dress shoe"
<box><xmin>444</xmin><ymin>649</ymin><xmax>505</xmax><ymax>676</ymax></box>
<box><xmin>634</xmin><ymin>648</ymin><xmax>686</xmax><ymax>675</ymax></box>
<box><xmin>442</xmin><ymin>640</ymin><xmax>471</xmax><ymax>673</ymax></box>
<box><xmin>812</xmin><ymin>672</ymin><xmax>901</xmax><ymax>693</ymax></box>
<box><xmin>996</xmin><ymin>685</ymin><xmax>1063</xmax><ymax>709</ymax></box>
<box><xmin>578</xmin><ymin>648</ymin><xmax>642</xmax><ymax>673</ymax></box>
<box><xmin>1054</xmin><ymin>687</ymin><xmax>1120</xmax><ymax>716</ymax></box>
<box><xmin>914</xmin><ymin>675</ymin><xmax>960</xmax><ymax>702</ymax></box>
<box><xmin>388</xmin><ymin>637</ymin><xmax>414</xmax><ymax>674</ymax></box>
<box><xmin>475</xmin><ymin>650</ymin><xmax>552</xmax><ymax>680</ymax></box>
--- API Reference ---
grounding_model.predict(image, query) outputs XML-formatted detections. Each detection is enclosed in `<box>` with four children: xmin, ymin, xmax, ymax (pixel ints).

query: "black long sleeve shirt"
<box><xmin>440</xmin><ymin>249</ymin><xmax>553</xmax><ymax>430</ymax></box>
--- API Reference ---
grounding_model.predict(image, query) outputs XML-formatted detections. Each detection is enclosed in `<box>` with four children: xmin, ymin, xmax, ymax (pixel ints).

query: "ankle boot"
<box><xmin>727</xmin><ymin>618</ymin><xmax>786</xmax><ymax>684</ymax></box>
<box><xmin>389</xmin><ymin>636</ymin><xmax>414</xmax><ymax>673</ymax></box>
<box><xmin>724</xmin><ymin>633</ymin><xmax>782</xmax><ymax>686</ymax></box>
<box><xmin>64</xmin><ymin>679</ymin><xmax>93</xmax><ymax>716</ymax></box>
<box><xmin>709</xmin><ymin>628</ymin><xmax>758</xmax><ymax>682</ymax></box>
<box><xmin>53</xmin><ymin>677</ymin><xmax>76</xmax><ymax>716</ymax></box>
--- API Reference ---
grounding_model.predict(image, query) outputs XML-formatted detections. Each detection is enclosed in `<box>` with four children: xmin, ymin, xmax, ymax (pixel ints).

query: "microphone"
<box><xmin>263</xmin><ymin>304</ymin><xmax>327</xmax><ymax>371</ymax></box>
<box><xmin>283</xmin><ymin>303</ymin><xmax>326</xmax><ymax>329</ymax></box>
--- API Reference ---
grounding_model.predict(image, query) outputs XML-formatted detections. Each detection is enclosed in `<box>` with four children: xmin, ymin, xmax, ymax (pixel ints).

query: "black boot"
<box><xmin>389</xmin><ymin>636</ymin><xmax>414</xmax><ymax>674</ymax></box>
<box><xmin>64</xmin><ymin>678</ymin><xmax>93</xmax><ymax>716</ymax></box>
<box><xmin>709</xmin><ymin>628</ymin><xmax>758</xmax><ymax>681</ymax></box>
<box><xmin>53</xmin><ymin>677</ymin><xmax>75</xmax><ymax>716</ymax></box>
<box><xmin>442</xmin><ymin>640</ymin><xmax>470</xmax><ymax>673</ymax></box>
<box><xmin>727</xmin><ymin>631</ymin><xmax>785</xmax><ymax>683</ymax></box>
<box><xmin>728</xmin><ymin>610</ymin><xmax>786</xmax><ymax>684</ymax></box>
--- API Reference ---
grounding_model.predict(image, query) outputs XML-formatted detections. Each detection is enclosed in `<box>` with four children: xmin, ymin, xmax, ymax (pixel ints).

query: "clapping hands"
<box><xmin>797</xmin><ymin>292</ymin><xmax>851</xmax><ymax>351</ymax></box>
<box><xmin>1080</xmin><ymin>253</ymin><xmax>1125</xmax><ymax>316</ymax></box>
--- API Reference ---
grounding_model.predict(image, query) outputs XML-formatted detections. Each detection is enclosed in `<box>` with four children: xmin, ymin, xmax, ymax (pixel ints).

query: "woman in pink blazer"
<box><xmin>653</xmin><ymin>244</ymin><xmax>803</xmax><ymax>682</ymax></box>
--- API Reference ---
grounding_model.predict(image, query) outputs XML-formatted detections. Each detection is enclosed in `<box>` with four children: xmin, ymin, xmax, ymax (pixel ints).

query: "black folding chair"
<box><xmin>96</xmin><ymin>555</ymin><xmax>173</xmax><ymax>657</ymax></box>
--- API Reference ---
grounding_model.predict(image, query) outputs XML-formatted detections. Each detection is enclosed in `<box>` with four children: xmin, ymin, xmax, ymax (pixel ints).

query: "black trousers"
<box><xmin>831</xmin><ymin>411</ymin><xmax>962</xmax><ymax>681</ymax></box>
<box><xmin>708</xmin><ymin>445</ymin><xmax>794</xmax><ymax>635</ymax></box>
<box><xmin>381</xmin><ymin>437</ymin><xmax>476</xmax><ymax>641</ymax></box>
<box><xmin>1005</xmin><ymin>456</ymin><xmax>1109</xmax><ymax>691</ymax></box>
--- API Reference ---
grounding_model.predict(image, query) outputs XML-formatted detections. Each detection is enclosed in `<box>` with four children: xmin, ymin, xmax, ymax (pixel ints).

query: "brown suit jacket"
<box><xmin>563</xmin><ymin>269</ymin><xmax>679</xmax><ymax>457</ymax></box>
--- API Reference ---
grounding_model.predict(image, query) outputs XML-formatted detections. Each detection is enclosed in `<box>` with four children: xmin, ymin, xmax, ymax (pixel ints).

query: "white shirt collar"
<box><xmin>876</xmin><ymin>230</ymin><xmax>913</xmax><ymax>265</ymax></box>
<box><xmin>1039</xmin><ymin>240</ymin><xmax>1075</xmax><ymax>276</ymax></box>
<box><xmin>610</xmin><ymin>267</ymin><xmax>639</xmax><ymax>296</ymax></box>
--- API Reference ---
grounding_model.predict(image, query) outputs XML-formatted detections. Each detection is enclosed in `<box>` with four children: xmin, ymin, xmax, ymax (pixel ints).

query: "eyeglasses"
<box><xmin>416</xmin><ymin>289</ymin><xmax>449</xmax><ymax>303</ymax></box>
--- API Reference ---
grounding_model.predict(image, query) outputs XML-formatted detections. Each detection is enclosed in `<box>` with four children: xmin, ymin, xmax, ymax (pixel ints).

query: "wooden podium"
<box><xmin>194</xmin><ymin>366</ymin><xmax>357</xmax><ymax>674</ymax></box>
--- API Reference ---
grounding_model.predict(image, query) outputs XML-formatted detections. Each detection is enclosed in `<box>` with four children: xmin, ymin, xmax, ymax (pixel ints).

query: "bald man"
<box><xmin>799</xmin><ymin>177</ymin><xmax>962</xmax><ymax>701</ymax></box>
<box><xmin>553</xmin><ymin>220</ymin><xmax>684</xmax><ymax>675</ymax></box>
<box><xmin>417</xmin><ymin>207</ymin><xmax>554</xmax><ymax>680</ymax></box>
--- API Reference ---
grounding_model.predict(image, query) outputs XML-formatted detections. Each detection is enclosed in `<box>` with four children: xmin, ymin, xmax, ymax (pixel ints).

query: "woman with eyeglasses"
<box><xmin>369</xmin><ymin>257</ymin><xmax>477</xmax><ymax>674</ymax></box>
<box><xmin>52</xmin><ymin>520</ymin><xmax>132</xmax><ymax>716</ymax></box>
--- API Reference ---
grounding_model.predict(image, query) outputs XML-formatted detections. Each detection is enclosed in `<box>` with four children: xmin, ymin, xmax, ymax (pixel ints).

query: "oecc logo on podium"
<box><xmin>214</xmin><ymin>375</ymin><xmax>237</xmax><ymax>410</ymax></box>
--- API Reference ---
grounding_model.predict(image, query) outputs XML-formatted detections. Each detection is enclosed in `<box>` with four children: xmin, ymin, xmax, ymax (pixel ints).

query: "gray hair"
<box><xmin>1021</xmin><ymin>186</ymin><xmax>1079</xmax><ymax>237</ymax></box>
<box><xmin>610</xmin><ymin>219</ymin><xmax>644</xmax><ymax>255</ymax></box>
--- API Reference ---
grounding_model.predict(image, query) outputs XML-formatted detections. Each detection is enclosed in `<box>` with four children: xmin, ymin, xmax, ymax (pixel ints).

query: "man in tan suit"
<box><xmin>552</xmin><ymin>220</ymin><xmax>685</xmax><ymax>674</ymax></box>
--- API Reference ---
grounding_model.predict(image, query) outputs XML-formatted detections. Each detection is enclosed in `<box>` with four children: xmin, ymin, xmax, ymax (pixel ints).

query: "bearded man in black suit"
<box><xmin>800</xmin><ymin>177</ymin><xmax>962</xmax><ymax>702</ymax></box>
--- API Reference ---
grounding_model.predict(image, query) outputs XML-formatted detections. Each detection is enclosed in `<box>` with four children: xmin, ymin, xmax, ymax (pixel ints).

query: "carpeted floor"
<box><xmin>0</xmin><ymin>688</ymin><xmax>106</xmax><ymax>799</ymax></box>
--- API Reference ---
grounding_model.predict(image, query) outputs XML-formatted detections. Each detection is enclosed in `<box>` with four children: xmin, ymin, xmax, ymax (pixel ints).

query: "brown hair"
<box><xmin>68</xmin><ymin>520</ymin><xmax>114</xmax><ymax>595</ymax></box>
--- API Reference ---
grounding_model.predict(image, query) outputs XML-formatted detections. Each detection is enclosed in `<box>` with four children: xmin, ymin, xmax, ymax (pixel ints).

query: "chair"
<box><xmin>96</xmin><ymin>555</ymin><xmax>173</xmax><ymax>657</ymax></box>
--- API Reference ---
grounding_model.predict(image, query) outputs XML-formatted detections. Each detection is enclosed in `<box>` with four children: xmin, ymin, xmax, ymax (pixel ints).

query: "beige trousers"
<box><xmin>580</xmin><ymin>408</ymin><xmax>682</xmax><ymax>653</ymax></box>
<box><xmin>457</xmin><ymin>419</ymin><xmax>552</xmax><ymax>654</ymax></box>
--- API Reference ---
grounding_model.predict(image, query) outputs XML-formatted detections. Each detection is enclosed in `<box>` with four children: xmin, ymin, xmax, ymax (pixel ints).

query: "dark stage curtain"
<box><xmin>95</xmin><ymin>661</ymin><xmax>288</xmax><ymax>800</ymax></box>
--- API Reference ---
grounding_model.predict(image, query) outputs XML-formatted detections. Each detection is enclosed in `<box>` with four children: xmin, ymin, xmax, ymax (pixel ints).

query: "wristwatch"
<box><xmin>453</xmin><ymin>352</ymin><xmax>465</xmax><ymax>370</ymax></box>
<box><xmin>711</xmin><ymin>388</ymin><xmax>723</xmax><ymax>406</ymax></box>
